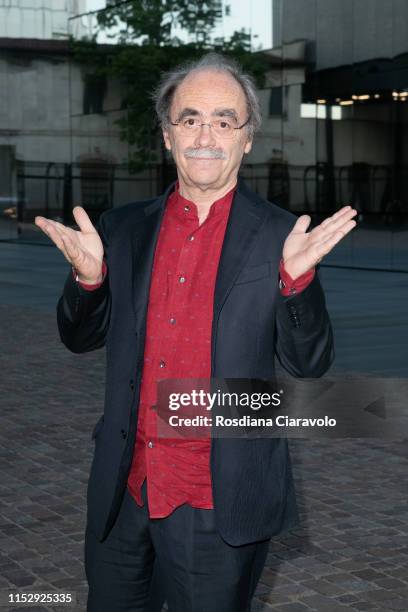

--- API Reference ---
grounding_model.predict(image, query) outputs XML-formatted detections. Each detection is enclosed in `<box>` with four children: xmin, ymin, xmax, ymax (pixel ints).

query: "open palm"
<box><xmin>35</xmin><ymin>206</ymin><xmax>104</xmax><ymax>283</ymax></box>
<box><xmin>282</xmin><ymin>206</ymin><xmax>358</xmax><ymax>280</ymax></box>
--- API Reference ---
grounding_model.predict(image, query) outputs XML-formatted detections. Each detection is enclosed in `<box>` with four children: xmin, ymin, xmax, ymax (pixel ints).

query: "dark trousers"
<box><xmin>84</xmin><ymin>480</ymin><xmax>270</xmax><ymax>611</ymax></box>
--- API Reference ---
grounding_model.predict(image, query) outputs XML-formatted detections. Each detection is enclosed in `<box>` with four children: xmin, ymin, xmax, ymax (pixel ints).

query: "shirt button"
<box><xmin>188</xmin><ymin>235</ymin><xmax>195</xmax><ymax>241</ymax></box>
<box><xmin>169</xmin><ymin>318</ymin><xmax>176</xmax><ymax>325</ymax></box>
<box><xmin>184</xmin><ymin>205</ymin><xmax>190</xmax><ymax>212</ymax></box>
<box><xmin>179</xmin><ymin>276</ymin><xmax>186</xmax><ymax>283</ymax></box>
<box><xmin>147</xmin><ymin>441</ymin><xmax>154</xmax><ymax>448</ymax></box>
<box><xmin>159</xmin><ymin>360</ymin><xmax>166</xmax><ymax>368</ymax></box>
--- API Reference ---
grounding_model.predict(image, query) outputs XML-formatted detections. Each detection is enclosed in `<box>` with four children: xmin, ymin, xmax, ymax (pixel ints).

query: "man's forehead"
<box><xmin>172</xmin><ymin>69</ymin><xmax>246</xmax><ymax>109</ymax></box>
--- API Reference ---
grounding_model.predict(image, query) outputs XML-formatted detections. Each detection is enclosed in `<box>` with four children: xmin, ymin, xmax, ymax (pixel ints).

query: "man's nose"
<box><xmin>194</xmin><ymin>123</ymin><xmax>216</xmax><ymax>148</ymax></box>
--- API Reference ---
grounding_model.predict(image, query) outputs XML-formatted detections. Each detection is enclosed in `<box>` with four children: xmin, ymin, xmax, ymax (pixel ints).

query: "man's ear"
<box><xmin>244</xmin><ymin>138</ymin><xmax>253</xmax><ymax>155</ymax></box>
<box><xmin>163</xmin><ymin>129</ymin><xmax>172</xmax><ymax>152</ymax></box>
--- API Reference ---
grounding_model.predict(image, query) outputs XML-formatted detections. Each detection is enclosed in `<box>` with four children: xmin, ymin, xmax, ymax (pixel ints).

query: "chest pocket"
<box><xmin>234</xmin><ymin>262</ymin><xmax>271</xmax><ymax>285</ymax></box>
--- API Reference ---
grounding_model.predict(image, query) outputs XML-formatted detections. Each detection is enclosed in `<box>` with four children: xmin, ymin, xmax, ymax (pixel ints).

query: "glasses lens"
<box><xmin>182</xmin><ymin>118</ymin><xmax>201</xmax><ymax>130</ymax></box>
<box><xmin>176</xmin><ymin>118</ymin><xmax>243</xmax><ymax>139</ymax></box>
<box><xmin>212</xmin><ymin>119</ymin><xmax>235</xmax><ymax>138</ymax></box>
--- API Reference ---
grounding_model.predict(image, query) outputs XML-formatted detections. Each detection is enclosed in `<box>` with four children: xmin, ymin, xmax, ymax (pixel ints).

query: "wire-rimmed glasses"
<box><xmin>170</xmin><ymin>115</ymin><xmax>251</xmax><ymax>139</ymax></box>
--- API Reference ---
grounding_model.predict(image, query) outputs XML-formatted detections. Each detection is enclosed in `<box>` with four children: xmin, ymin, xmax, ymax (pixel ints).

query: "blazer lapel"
<box><xmin>130</xmin><ymin>182</ymin><xmax>175</xmax><ymax>322</ymax></box>
<box><xmin>211</xmin><ymin>182</ymin><xmax>267</xmax><ymax>366</ymax></box>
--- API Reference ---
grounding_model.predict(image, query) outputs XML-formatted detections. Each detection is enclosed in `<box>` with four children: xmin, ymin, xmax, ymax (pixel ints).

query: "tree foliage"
<box><xmin>72</xmin><ymin>0</ymin><xmax>269</xmax><ymax>174</ymax></box>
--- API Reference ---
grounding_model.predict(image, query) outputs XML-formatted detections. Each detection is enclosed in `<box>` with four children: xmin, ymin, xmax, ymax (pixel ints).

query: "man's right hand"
<box><xmin>35</xmin><ymin>206</ymin><xmax>105</xmax><ymax>284</ymax></box>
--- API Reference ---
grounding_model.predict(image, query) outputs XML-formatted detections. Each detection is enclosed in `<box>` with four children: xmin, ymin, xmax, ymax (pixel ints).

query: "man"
<box><xmin>35</xmin><ymin>53</ymin><xmax>357</xmax><ymax>611</ymax></box>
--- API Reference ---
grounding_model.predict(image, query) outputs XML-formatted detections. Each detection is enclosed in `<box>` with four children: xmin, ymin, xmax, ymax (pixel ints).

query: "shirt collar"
<box><xmin>168</xmin><ymin>180</ymin><xmax>236</xmax><ymax>221</ymax></box>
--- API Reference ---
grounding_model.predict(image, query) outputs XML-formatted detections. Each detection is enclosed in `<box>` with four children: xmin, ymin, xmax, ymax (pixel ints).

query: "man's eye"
<box><xmin>184</xmin><ymin>118</ymin><xmax>198</xmax><ymax>127</ymax></box>
<box><xmin>216</xmin><ymin>120</ymin><xmax>232</xmax><ymax>130</ymax></box>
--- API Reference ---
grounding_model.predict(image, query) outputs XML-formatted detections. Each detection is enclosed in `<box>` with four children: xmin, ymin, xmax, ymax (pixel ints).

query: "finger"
<box><xmin>37</xmin><ymin>220</ymin><xmax>67</xmax><ymax>249</ymax></box>
<box><xmin>59</xmin><ymin>235</ymin><xmax>77</xmax><ymax>264</ymax></box>
<box><xmin>44</xmin><ymin>219</ymin><xmax>86</xmax><ymax>265</ymax></box>
<box><xmin>48</xmin><ymin>225</ymin><xmax>68</xmax><ymax>252</ymax></box>
<box><xmin>326</xmin><ymin>218</ymin><xmax>357</xmax><ymax>243</ymax></box>
<box><xmin>51</xmin><ymin>225</ymin><xmax>74</xmax><ymax>261</ymax></box>
<box><xmin>72</xmin><ymin>206</ymin><xmax>95</xmax><ymax>233</ymax></box>
<box><xmin>61</xmin><ymin>231</ymin><xmax>91</xmax><ymax>272</ymax></box>
<box><xmin>35</xmin><ymin>217</ymin><xmax>78</xmax><ymax>263</ymax></box>
<box><xmin>34</xmin><ymin>216</ymin><xmax>52</xmax><ymax>230</ymax></box>
<box><xmin>292</xmin><ymin>214</ymin><xmax>311</xmax><ymax>234</ymax></box>
<box><xmin>315</xmin><ymin>235</ymin><xmax>344</xmax><ymax>259</ymax></box>
<box><xmin>331</xmin><ymin>208</ymin><xmax>358</xmax><ymax>228</ymax></box>
<box><xmin>336</xmin><ymin>204</ymin><xmax>353</xmax><ymax>214</ymax></box>
<box><xmin>36</xmin><ymin>217</ymin><xmax>64</xmax><ymax>233</ymax></box>
<box><xmin>314</xmin><ymin>220</ymin><xmax>357</xmax><ymax>256</ymax></box>
<box><xmin>49</xmin><ymin>231</ymin><xmax>73</xmax><ymax>263</ymax></box>
<box><xmin>54</xmin><ymin>220</ymin><xmax>77</xmax><ymax>242</ymax></box>
<box><xmin>315</xmin><ymin>216</ymin><xmax>358</xmax><ymax>245</ymax></box>
<box><xmin>35</xmin><ymin>217</ymin><xmax>67</xmax><ymax>244</ymax></box>
<box><xmin>57</xmin><ymin>240</ymin><xmax>71</xmax><ymax>263</ymax></box>
<box><xmin>60</xmin><ymin>231</ymin><xmax>83</xmax><ymax>265</ymax></box>
<box><xmin>312</xmin><ymin>207</ymin><xmax>357</xmax><ymax>236</ymax></box>
<box><xmin>336</xmin><ymin>214</ymin><xmax>358</xmax><ymax>233</ymax></box>
<box><xmin>318</xmin><ymin>205</ymin><xmax>353</xmax><ymax>228</ymax></box>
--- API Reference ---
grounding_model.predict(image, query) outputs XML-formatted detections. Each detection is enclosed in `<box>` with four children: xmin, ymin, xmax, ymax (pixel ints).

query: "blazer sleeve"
<box><xmin>56</xmin><ymin>211</ymin><xmax>112</xmax><ymax>354</ymax></box>
<box><xmin>274</xmin><ymin>269</ymin><xmax>335</xmax><ymax>378</ymax></box>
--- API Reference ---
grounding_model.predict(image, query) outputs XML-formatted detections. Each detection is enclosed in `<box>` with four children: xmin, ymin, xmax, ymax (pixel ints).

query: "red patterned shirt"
<box><xmin>126</xmin><ymin>186</ymin><xmax>235</xmax><ymax>517</ymax></box>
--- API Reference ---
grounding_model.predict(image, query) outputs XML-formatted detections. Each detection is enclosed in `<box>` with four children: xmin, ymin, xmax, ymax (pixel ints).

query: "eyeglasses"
<box><xmin>170</xmin><ymin>116</ymin><xmax>251</xmax><ymax>139</ymax></box>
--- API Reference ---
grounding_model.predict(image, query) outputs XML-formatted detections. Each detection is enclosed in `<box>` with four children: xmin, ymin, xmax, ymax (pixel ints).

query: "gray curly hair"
<box><xmin>153</xmin><ymin>52</ymin><xmax>262</xmax><ymax>139</ymax></box>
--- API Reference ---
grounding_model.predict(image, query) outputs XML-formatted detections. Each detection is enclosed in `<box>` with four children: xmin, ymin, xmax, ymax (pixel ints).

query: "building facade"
<box><xmin>0</xmin><ymin>0</ymin><xmax>407</xmax><ymax>263</ymax></box>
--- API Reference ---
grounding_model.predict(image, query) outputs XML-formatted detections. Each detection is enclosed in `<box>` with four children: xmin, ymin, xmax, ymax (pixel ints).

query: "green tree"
<box><xmin>72</xmin><ymin>0</ymin><xmax>269</xmax><ymax>184</ymax></box>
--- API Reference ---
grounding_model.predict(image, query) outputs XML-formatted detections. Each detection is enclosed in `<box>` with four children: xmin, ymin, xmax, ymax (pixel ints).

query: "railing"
<box><xmin>1</xmin><ymin>160</ymin><xmax>406</xmax><ymax>271</ymax></box>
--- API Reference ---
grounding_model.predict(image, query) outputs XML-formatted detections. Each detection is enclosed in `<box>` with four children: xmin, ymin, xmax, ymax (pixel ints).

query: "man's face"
<box><xmin>163</xmin><ymin>69</ymin><xmax>253</xmax><ymax>192</ymax></box>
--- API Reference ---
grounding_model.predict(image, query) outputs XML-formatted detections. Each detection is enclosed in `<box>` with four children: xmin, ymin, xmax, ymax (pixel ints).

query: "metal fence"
<box><xmin>1</xmin><ymin>160</ymin><xmax>407</xmax><ymax>271</ymax></box>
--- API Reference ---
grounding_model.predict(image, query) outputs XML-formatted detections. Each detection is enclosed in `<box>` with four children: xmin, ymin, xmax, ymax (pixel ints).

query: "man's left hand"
<box><xmin>282</xmin><ymin>205</ymin><xmax>358</xmax><ymax>280</ymax></box>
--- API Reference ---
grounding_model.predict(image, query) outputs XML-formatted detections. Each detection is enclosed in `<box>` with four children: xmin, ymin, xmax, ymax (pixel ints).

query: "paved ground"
<box><xmin>0</xmin><ymin>241</ymin><xmax>407</xmax><ymax>611</ymax></box>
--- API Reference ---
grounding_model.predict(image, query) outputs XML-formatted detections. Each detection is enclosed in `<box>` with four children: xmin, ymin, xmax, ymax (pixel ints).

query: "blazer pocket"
<box><xmin>234</xmin><ymin>262</ymin><xmax>271</xmax><ymax>285</ymax></box>
<box><xmin>91</xmin><ymin>414</ymin><xmax>105</xmax><ymax>440</ymax></box>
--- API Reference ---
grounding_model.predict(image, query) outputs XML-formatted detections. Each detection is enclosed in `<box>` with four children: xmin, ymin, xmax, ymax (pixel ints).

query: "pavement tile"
<box><xmin>1</xmin><ymin>244</ymin><xmax>408</xmax><ymax>611</ymax></box>
<box><xmin>335</xmin><ymin>593</ymin><xmax>361</xmax><ymax>603</ymax></box>
<box><xmin>363</xmin><ymin>588</ymin><xmax>401</xmax><ymax>602</ymax></box>
<box><xmin>371</xmin><ymin>577</ymin><xmax>407</xmax><ymax>589</ymax></box>
<box><xmin>376</xmin><ymin>599</ymin><xmax>408</xmax><ymax>610</ymax></box>
<box><xmin>273</xmin><ymin>603</ymin><xmax>311</xmax><ymax>611</ymax></box>
<box><xmin>300</xmin><ymin>594</ymin><xmax>350</xmax><ymax>611</ymax></box>
<box><xmin>300</xmin><ymin>578</ymin><xmax>348</xmax><ymax>597</ymax></box>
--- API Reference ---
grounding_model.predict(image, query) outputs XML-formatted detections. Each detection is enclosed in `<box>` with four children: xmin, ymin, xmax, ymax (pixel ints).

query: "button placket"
<box><xmin>173</xmin><ymin>217</ymin><xmax>199</xmax><ymax>299</ymax></box>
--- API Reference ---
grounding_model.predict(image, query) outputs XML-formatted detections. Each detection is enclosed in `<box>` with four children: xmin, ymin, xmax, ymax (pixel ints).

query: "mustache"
<box><xmin>184</xmin><ymin>147</ymin><xmax>227</xmax><ymax>160</ymax></box>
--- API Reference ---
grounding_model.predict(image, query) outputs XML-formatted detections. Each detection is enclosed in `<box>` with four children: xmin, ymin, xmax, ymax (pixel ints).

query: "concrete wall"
<box><xmin>282</xmin><ymin>0</ymin><xmax>408</xmax><ymax>69</ymax></box>
<box><xmin>0</xmin><ymin>51</ymin><xmax>133</xmax><ymax>164</ymax></box>
<box><xmin>0</xmin><ymin>0</ymin><xmax>88</xmax><ymax>40</ymax></box>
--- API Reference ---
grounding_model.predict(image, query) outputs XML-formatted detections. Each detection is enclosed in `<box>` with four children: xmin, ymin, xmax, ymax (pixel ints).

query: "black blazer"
<box><xmin>57</xmin><ymin>179</ymin><xmax>334</xmax><ymax>546</ymax></box>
